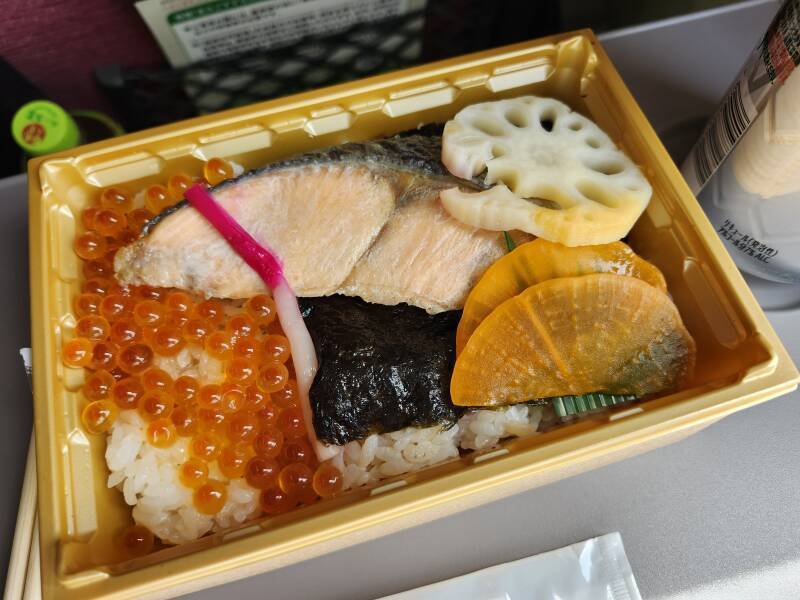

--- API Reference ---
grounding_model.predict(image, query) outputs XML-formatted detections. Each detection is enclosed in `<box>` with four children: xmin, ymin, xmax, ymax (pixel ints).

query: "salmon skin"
<box><xmin>115</xmin><ymin>132</ymin><xmax>528</xmax><ymax>313</ymax></box>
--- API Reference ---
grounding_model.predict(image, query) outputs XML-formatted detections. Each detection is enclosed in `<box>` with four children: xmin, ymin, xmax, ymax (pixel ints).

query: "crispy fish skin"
<box><xmin>114</xmin><ymin>134</ymin><xmax>524</xmax><ymax>312</ymax></box>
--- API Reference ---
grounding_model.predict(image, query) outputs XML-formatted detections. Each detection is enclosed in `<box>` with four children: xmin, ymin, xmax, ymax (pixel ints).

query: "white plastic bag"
<box><xmin>379</xmin><ymin>532</ymin><xmax>641</xmax><ymax>600</ymax></box>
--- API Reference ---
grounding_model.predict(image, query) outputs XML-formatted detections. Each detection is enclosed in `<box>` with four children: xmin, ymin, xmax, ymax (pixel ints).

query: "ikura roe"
<box><xmin>278</xmin><ymin>462</ymin><xmax>315</xmax><ymax>503</ymax></box>
<box><xmin>83</xmin><ymin>370</ymin><xmax>115</xmax><ymax>401</ymax></box>
<box><xmin>203</xmin><ymin>157</ymin><xmax>233</xmax><ymax>186</ymax></box>
<box><xmin>101</xmin><ymin>294</ymin><xmax>134</xmax><ymax>322</ymax></box>
<box><xmin>179</xmin><ymin>458</ymin><xmax>208</xmax><ymax>489</ymax></box>
<box><xmin>245</xmin><ymin>294</ymin><xmax>276</xmax><ymax>325</ymax></box>
<box><xmin>69</xmin><ymin>176</ymin><xmax>343</xmax><ymax>538</ymax></box>
<box><xmin>171</xmin><ymin>405</ymin><xmax>198</xmax><ymax>437</ymax></box>
<box><xmin>174</xmin><ymin>376</ymin><xmax>199</xmax><ymax>404</ymax></box>
<box><xmin>74</xmin><ymin>293</ymin><xmax>102</xmax><ymax>317</ymax></box>
<box><xmin>253</xmin><ymin>426</ymin><xmax>283</xmax><ymax>458</ymax></box>
<box><xmin>117</xmin><ymin>524</ymin><xmax>154</xmax><ymax>558</ymax></box>
<box><xmin>244</xmin><ymin>456</ymin><xmax>279</xmax><ymax>489</ymax></box>
<box><xmin>111</xmin><ymin>377</ymin><xmax>144</xmax><ymax>410</ymax></box>
<box><xmin>194</xmin><ymin>480</ymin><xmax>227</xmax><ymax>515</ymax></box>
<box><xmin>100</xmin><ymin>187</ymin><xmax>133</xmax><ymax>213</ymax></box>
<box><xmin>167</xmin><ymin>173</ymin><xmax>194</xmax><ymax>201</ymax></box>
<box><xmin>313</xmin><ymin>463</ymin><xmax>344</xmax><ymax>497</ymax></box>
<box><xmin>109</xmin><ymin>318</ymin><xmax>142</xmax><ymax>346</ymax></box>
<box><xmin>82</xmin><ymin>400</ymin><xmax>118</xmax><ymax>434</ymax></box>
<box><xmin>260</xmin><ymin>487</ymin><xmax>295</xmax><ymax>515</ymax></box>
<box><xmin>147</xmin><ymin>418</ymin><xmax>177</xmax><ymax>448</ymax></box>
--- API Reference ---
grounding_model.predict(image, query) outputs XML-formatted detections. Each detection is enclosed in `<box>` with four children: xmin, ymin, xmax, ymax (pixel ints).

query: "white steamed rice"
<box><xmin>104</xmin><ymin>295</ymin><xmax>543</xmax><ymax>544</ymax></box>
<box><xmin>106</xmin><ymin>400</ymin><xmax>542</xmax><ymax>544</ymax></box>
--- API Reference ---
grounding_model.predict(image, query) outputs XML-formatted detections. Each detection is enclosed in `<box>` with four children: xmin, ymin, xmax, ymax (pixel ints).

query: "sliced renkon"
<box><xmin>440</xmin><ymin>96</ymin><xmax>652</xmax><ymax>246</ymax></box>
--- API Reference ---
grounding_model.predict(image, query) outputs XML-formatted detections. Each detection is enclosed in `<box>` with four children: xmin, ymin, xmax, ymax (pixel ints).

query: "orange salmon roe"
<box><xmin>138</xmin><ymin>391</ymin><xmax>174</xmax><ymax>421</ymax></box>
<box><xmin>194</xmin><ymin>480</ymin><xmax>227</xmax><ymax>515</ymax></box>
<box><xmin>127</xmin><ymin>208</ymin><xmax>155</xmax><ymax>234</ymax></box>
<box><xmin>244</xmin><ymin>456</ymin><xmax>279</xmax><ymax>489</ymax></box>
<box><xmin>197</xmin><ymin>384</ymin><xmax>223</xmax><ymax>410</ymax></box>
<box><xmin>195</xmin><ymin>299</ymin><xmax>224</xmax><ymax>324</ymax></box>
<box><xmin>70</xmin><ymin>171</ymin><xmax>329</xmax><ymax>528</ymax></box>
<box><xmin>227</xmin><ymin>411</ymin><xmax>259</xmax><ymax>442</ymax></box>
<box><xmin>171</xmin><ymin>405</ymin><xmax>198</xmax><ymax>437</ymax></box>
<box><xmin>83</xmin><ymin>259</ymin><xmax>112</xmax><ymax>280</ymax></box>
<box><xmin>117</xmin><ymin>524</ymin><xmax>154</xmax><ymax>558</ymax></box>
<box><xmin>271</xmin><ymin>380</ymin><xmax>298</xmax><ymax>409</ymax></box>
<box><xmin>146</xmin><ymin>418</ymin><xmax>177</xmax><ymax>448</ymax></box>
<box><xmin>278</xmin><ymin>406</ymin><xmax>305</xmax><ymax>439</ymax></box>
<box><xmin>109</xmin><ymin>317</ymin><xmax>142</xmax><ymax>346</ymax></box>
<box><xmin>226</xmin><ymin>313</ymin><xmax>255</xmax><ymax>339</ymax></box>
<box><xmin>226</xmin><ymin>357</ymin><xmax>257</xmax><ymax>385</ymax></box>
<box><xmin>167</xmin><ymin>173</ymin><xmax>194</xmax><ymax>201</ymax></box>
<box><xmin>197</xmin><ymin>408</ymin><xmax>227</xmax><ymax>432</ymax></box>
<box><xmin>100</xmin><ymin>294</ymin><xmax>134</xmax><ymax>321</ymax></box>
<box><xmin>245</xmin><ymin>386</ymin><xmax>268</xmax><ymax>411</ymax></box>
<box><xmin>205</xmin><ymin>330</ymin><xmax>233</xmax><ymax>360</ymax></box>
<box><xmin>262</xmin><ymin>334</ymin><xmax>290</xmax><ymax>363</ymax></box>
<box><xmin>74</xmin><ymin>293</ymin><xmax>102</xmax><ymax>317</ymax></box>
<box><xmin>118</xmin><ymin>343</ymin><xmax>153</xmax><ymax>374</ymax></box>
<box><xmin>74</xmin><ymin>231</ymin><xmax>107</xmax><ymax>260</ymax></box>
<box><xmin>313</xmin><ymin>464</ymin><xmax>343</xmax><ymax>497</ymax></box>
<box><xmin>253</xmin><ymin>426</ymin><xmax>283</xmax><ymax>459</ymax></box>
<box><xmin>135</xmin><ymin>285</ymin><xmax>167</xmax><ymax>302</ymax></box>
<box><xmin>165</xmin><ymin>291</ymin><xmax>193</xmax><ymax>313</ymax></box>
<box><xmin>167</xmin><ymin>309</ymin><xmax>190</xmax><ymax>328</ymax></box>
<box><xmin>82</xmin><ymin>400</ymin><xmax>118</xmax><ymax>434</ymax></box>
<box><xmin>256</xmin><ymin>403</ymin><xmax>280</xmax><ymax>427</ymax></box>
<box><xmin>179</xmin><ymin>458</ymin><xmax>208</xmax><ymax>489</ymax></box>
<box><xmin>279</xmin><ymin>462</ymin><xmax>315</xmax><ymax>502</ymax></box>
<box><xmin>81</xmin><ymin>207</ymin><xmax>99</xmax><ymax>231</ymax></box>
<box><xmin>111</xmin><ymin>377</ymin><xmax>144</xmax><ymax>410</ymax></box>
<box><xmin>218</xmin><ymin>444</ymin><xmax>251</xmax><ymax>479</ymax></box>
<box><xmin>281</xmin><ymin>439</ymin><xmax>314</xmax><ymax>467</ymax></box>
<box><xmin>245</xmin><ymin>294</ymin><xmax>276</xmax><ymax>325</ymax></box>
<box><xmin>260</xmin><ymin>487</ymin><xmax>295</xmax><ymax>515</ymax></box>
<box><xmin>233</xmin><ymin>336</ymin><xmax>261</xmax><ymax>361</ymax></box>
<box><xmin>83</xmin><ymin>370</ymin><xmax>115</xmax><ymax>401</ymax></box>
<box><xmin>152</xmin><ymin>325</ymin><xmax>185</xmax><ymax>356</ymax></box>
<box><xmin>174</xmin><ymin>376</ymin><xmax>199</xmax><ymax>404</ymax></box>
<box><xmin>258</xmin><ymin>361</ymin><xmax>289</xmax><ymax>393</ymax></box>
<box><xmin>190</xmin><ymin>431</ymin><xmax>223</xmax><ymax>461</ymax></box>
<box><xmin>133</xmin><ymin>300</ymin><xmax>167</xmax><ymax>328</ymax></box>
<box><xmin>93</xmin><ymin>208</ymin><xmax>127</xmax><ymax>237</ymax></box>
<box><xmin>62</xmin><ymin>338</ymin><xmax>93</xmax><ymax>368</ymax></box>
<box><xmin>220</xmin><ymin>383</ymin><xmax>246</xmax><ymax>413</ymax></box>
<box><xmin>204</xmin><ymin>158</ymin><xmax>234</xmax><ymax>186</ymax></box>
<box><xmin>76</xmin><ymin>314</ymin><xmax>110</xmax><ymax>341</ymax></box>
<box><xmin>82</xmin><ymin>277</ymin><xmax>120</xmax><ymax>296</ymax></box>
<box><xmin>100</xmin><ymin>187</ymin><xmax>133</xmax><ymax>213</ymax></box>
<box><xmin>141</xmin><ymin>367</ymin><xmax>173</xmax><ymax>393</ymax></box>
<box><xmin>144</xmin><ymin>184</ymin><xmax>171</xmax><ymax>214</ymax></box>
<box><xmin>183</xmin><ymin>318</ymin><xmax>212</xmax><ymax>344</ymax></box>
<box><xmin>89</xmin><ymin>341</ymin><xmax>117</xmax><ymax>371</ymax></box>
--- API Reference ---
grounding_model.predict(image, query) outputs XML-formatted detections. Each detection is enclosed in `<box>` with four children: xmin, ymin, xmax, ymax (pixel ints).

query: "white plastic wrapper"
<box><xmin>380</xmin><ymin>532</ymin><xmax>641</xmax><ymax>600</ymax></box>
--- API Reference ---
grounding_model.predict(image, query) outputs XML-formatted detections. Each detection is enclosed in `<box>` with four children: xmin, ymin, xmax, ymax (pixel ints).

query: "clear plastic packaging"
<box><xmin>380</xmin><ymin>532</ymin><xmax>641</xmax><ymax>600</ymax></box>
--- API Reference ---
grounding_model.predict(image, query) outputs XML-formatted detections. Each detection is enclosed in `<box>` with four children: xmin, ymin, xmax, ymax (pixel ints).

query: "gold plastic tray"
<box><xmin>28</xmin><ymin>30</ymin><xmax>799</xmax><ymax>599</ymax></box>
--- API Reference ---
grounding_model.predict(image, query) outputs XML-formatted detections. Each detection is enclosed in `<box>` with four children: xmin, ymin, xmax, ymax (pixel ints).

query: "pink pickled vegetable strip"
<box><xmin>184</xmin><ymin>185</ymin><xmax>340</xmax><ymax>461</ymax></box>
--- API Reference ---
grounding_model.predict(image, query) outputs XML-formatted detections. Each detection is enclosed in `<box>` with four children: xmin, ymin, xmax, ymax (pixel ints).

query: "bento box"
<box><xmin>28</xmin><ymin>29</ymin><xmax>799</xmax><ymax>600</ymax></box>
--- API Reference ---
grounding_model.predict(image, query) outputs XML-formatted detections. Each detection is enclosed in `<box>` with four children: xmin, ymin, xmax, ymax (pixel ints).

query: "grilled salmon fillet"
<box><xmin>114</xmin><ymin>134</ymin><xmax>529</xmax><ymax>313</ymax></box>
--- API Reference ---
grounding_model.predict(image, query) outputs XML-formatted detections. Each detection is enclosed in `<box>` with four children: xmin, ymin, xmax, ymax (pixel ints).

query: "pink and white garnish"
<box><xmin>185</xmin><ymin>184</ymin><xmax>340</xmax><ymax>461</ymax></box>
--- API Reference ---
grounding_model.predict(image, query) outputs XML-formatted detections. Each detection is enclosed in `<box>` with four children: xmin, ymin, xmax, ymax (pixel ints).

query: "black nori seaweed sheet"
<box><xmin>299</xmin><ymin>295</ymin><xmax>462</xmax><ymax>445</ymax></box>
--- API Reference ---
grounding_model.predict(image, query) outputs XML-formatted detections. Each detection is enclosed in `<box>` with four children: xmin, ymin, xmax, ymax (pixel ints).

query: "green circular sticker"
<box><xmin>11</xmin><ymin>100</ymin><xmax>80</xmax><ymax>156</ymax></box>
